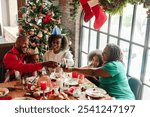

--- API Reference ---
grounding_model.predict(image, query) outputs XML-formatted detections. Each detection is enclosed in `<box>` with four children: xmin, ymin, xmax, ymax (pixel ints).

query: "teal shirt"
<box><xmin>98</xmin><ymin>61</ymin><xmax>135</xmax><ymax>100</ymax></box>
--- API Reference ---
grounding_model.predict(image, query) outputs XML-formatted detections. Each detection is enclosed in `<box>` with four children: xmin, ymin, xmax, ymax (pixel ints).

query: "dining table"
<box><xmin>0</xmin><ymin>75</ymin><xmax>109</xmax><ymax>100</ymax></box>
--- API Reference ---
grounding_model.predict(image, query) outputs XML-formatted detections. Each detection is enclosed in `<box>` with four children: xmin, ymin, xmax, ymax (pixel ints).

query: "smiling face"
<box><xmin>15</xmin><ymin>36</ymin><xmax>29</xmax><ymax>54</ymax></box>
<box><xmin>52</xmin><ymin>38</ymin><xmax>62</xmax><ymax>53</ymax></box>
<box><xmin>91</xmin><ymin>55</ymin><xmax>100</xmax><ymax>67</ymax></box>
<box><xmin>31</xmin><ymin>54</ymin><xmax>39</xmax><ymax>63</ymax></box>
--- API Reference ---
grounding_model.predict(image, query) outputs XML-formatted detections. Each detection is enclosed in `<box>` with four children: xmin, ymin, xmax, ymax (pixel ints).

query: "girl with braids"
<box><xmin>43</xmin><ymin>34</ymin><xmax>74</xmax><ymax>75</ymax></box>
<box><xmin>64</xmin><ymin>43</ymin><xmax>135</xmax><ymax>100</ymax></box>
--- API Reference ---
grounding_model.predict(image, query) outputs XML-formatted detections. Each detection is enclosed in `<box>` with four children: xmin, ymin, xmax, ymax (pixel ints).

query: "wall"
<box><xmin>1</xmin><ymin>0</ymin><xmax>9</xmax><ymax>27</ymax></box>
<box><xmin>59</xmin><ymin>0</ymin><xmax>82</xmax><ymax>67</ymax></box>
<box><xmin>0</xmin><ymin>0</ymin><xmax>18</xmax><ymax>37</ymax></box>
<box><xmin>8</xmin><ymin>0</ymin><xmax>18</xmax><ymax>26</ymax></box>
<box><xmin>1</xmin><ymin>0</ymin><xmax>18</xmax><ymax>27</ymax></box>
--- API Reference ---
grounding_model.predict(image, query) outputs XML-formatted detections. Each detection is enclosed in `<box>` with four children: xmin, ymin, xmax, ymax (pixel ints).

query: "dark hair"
<box><xmin>105</xmin><ymin>43</ymin><xmax>123</xmax><ymax>62</ymax></box>
<box><xmin>88</xmin><ymin>49</ymin><xmax>103</xmax><ymax>67</ymax></box>
<box><xmin>48</xmin><ymin>34</ymin><xmax>68</xmax><ymax>51</ymax></box>
<box><xmin>16</xmin><ymin>36</ymin><xmax>27</xmax><ymax>43</ymax></box>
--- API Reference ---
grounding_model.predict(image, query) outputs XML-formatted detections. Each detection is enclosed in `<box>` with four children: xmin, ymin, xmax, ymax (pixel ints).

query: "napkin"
<box><xmin>0</xmin><ymin>96</ymin><xmax>12</xmax><ymax>100</ymax></box>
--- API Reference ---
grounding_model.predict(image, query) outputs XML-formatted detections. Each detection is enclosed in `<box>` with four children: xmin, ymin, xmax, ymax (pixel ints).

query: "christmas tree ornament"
<box><xmin>32</xmin><ymin>24</ymin><xmax>39</xmax><ymax>29</ymax></box>
<box><xmin>28</xmin><ymin>29</ymin><xmax>35</xmax><ymax>36</ymax></box>
<box><xmin>79</xmin><ymin>0</ymin><xmax>93</xmax><ymax>22</ymax></box>
<box><xmin>36</xmin><ymin>0</ymin><xmax>40</xmax><ymax>3</ymax></box>
<box><xmin>32</xmin><ymin>4</ymin><xmax>36</xmax><ymax>10</ymax></box>
<box><xmin>20</xmin><ymin>6</ymin><xmax>28</xmax><ymax>13</ymax></box>
<box><xmin>35</xmin><ymin>15</ymin><xmax>38</xmax><ymax>22</ymax></box>
<box><xmin>18</xmin><ymin>0</ymin><xmax>64</xmax><ymax>60</ymax></box>
<box><xmin>37</xmin><ymin>15</ymin><xmax>43</xmax><ymax>26</ymax></box>
<box><xmin>91</xmin><ymin>5</ymin><xmax>107</xmax><ymax>30</ymax></box>
<box><xmin>43</xmin><ymin>10</ymin><xmax>54</xmax><ymax>24</ymax></box>
<box><xmin>22</xmin><ymin>13</ymin><xmax>27</xmax><ymax>19</ymax></box>
<box><xmin>18</xmin><ymin>25</ymin><xmax>24</xmax><ymax>33</ymax></box>
<box><xmin>40</xmin><ymin>3</ymin><xmax>45</xmax><ymax>9</ymax></box>
<box><xmin>57</xmin><ymin>18</ymin><xmax>61</xmax><ymax>24</ymax></box>
<box><xmin>37</xmin><ymin>31</ymin><xmax>43</xmax><ymax>38</ymax></box>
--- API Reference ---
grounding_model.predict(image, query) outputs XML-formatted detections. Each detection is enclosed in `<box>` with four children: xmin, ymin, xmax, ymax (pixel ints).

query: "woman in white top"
<box><xmin>43</xmin><ymin>34</ymin><xmax>74</xmax><ymax>75</ymax></box>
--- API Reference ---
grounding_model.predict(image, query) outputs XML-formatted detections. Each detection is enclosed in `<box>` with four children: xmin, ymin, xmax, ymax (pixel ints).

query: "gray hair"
<box><xmin>104</xmin><ymin>43</ymin><xmax>123</xmax><ymax>62</ymax></box>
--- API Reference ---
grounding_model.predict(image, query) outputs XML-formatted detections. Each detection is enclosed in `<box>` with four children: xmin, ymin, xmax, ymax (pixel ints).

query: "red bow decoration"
<box><xmin>43</xmin><ymin>14</ymin><xmax>53</xmax><ymax>24</ymax></box>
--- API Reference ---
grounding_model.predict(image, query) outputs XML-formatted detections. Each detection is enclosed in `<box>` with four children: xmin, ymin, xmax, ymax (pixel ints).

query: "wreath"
<box><xmin>70</xmin><ymin>0</ymin><xmax>144</xmax><ymax>19</ymax></box>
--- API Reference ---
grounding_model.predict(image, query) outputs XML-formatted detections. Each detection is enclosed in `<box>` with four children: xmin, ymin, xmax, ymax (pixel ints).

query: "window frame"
<box><xmin>79</xmin><ymin>4</ymin><xmax>150</xmax><ymax>99</ymax></box>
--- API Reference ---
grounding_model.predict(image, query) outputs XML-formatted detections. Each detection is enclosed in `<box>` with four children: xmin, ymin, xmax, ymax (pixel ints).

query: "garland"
<box><xmin>70</xmin><ymin>0</ymin><xmax>144</xmax><ymax>19</ymax></box>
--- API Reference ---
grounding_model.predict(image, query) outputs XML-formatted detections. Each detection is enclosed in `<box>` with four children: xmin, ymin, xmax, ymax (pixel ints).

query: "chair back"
<box><xmin>0</xmin><ymin>42</ymin><xmax>14</xmax><ymax>82</ymax></box>
<box><xmin>128</xmin><ymin>77</ymin><xmax>142</xmax><ymax>100</ymax></box>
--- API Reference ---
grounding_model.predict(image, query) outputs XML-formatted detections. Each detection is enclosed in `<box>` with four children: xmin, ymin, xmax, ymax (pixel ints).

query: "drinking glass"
<box><xmin>40</xmin><ymin>81</ymin><xmax>48</xmax><ymax>100</ymax></box>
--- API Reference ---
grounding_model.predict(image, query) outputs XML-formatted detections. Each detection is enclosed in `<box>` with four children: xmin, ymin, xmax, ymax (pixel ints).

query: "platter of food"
<box><xmin>85</xmin><ymin>88</ymin><xmax>107</xmax><ymax>98</ymax></box>
<box><xmin>65</xmin><ymin>78</ymin><xmax>78</xmax><ymax>86</ymax></box>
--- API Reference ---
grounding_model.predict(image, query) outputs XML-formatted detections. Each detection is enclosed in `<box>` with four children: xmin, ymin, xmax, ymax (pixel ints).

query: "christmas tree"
<box><xmin>18</xmin><ymin>0</ymin><xmax>67</xmax><ymax>61</ymax></box>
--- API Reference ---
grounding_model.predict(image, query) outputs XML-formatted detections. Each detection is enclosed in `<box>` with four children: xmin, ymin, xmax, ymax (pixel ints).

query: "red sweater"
<box><xmin>3</xmin><ymin>47</ymin><xmax>42</xmax><ymax>76</ymax></box>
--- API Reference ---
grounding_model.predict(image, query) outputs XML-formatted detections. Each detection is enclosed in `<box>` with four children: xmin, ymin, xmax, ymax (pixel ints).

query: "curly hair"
<box><xmin>48</xmin><ymin>34</ymin><xmax>69</xmax><ymax>51</ymax></box>
<box><xmin>87</xmin><ymin>49</ymin><xmax>103</xmax><ymax>67</ymax></box>
<box><xmin>104</xmin><ymin>43</ymin><xmax>123</xmax><ymax>63</ymax></box>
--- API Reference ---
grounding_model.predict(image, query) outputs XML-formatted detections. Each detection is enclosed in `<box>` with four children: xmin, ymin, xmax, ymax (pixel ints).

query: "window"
<box><xmin>79</xmin><ymin>4</ymin><xmax>150</xmax><ymax>100</ymax></box>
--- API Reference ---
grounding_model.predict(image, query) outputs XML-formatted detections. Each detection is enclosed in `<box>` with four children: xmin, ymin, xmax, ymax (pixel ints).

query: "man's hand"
<box><xmin>42</xmin><ymin>61</ymin><xmax>59</xmax><ymax>68</ymax></box>
<box><xmin>62</xmin><ymin>67</ymin><xmax>73</xmax><ymax>72</ymax></box>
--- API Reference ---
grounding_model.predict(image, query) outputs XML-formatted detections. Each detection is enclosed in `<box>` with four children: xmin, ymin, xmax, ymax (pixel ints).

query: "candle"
<box><xmin>40</xmin><ymin>81</ymin><xmax>47</xmax><ymax>90</ymax></box>
<box><xmin>72</xmin><ymin>72</ymin><xmax>79</xmax><ymax>78</ymax></box>
<box><xmin>78</xmin><ymin>74</ymin><xmax>85</xmax><ymax>84</ymax></box>
<box><xmin>27</xmin><ymin>83</ymin><xmax>32</xmax><ymax>90</ymax></box>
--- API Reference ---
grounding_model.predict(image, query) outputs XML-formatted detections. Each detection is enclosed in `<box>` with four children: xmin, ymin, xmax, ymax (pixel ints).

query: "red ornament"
<box><xmin>43</xmin><ymin>14</ymin><xmax>53</xmax><ymax>24</ymax></box>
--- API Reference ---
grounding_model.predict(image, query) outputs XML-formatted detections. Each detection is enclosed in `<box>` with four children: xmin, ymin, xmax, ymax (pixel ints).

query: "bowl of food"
<box><xmin>0</xmin><ymin>88</ymin><xmax>9</xmax><ymax>97</ymax></box>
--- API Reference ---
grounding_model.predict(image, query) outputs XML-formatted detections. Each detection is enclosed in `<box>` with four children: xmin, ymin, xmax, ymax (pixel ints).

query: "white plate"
<box><xmin>65</xmin><ymin>78</ymin><xmax>78</xmax><ymax>86</ymax></box>
<box><xmin>81</xmin><ymin>83</ymin><xmax>95</xmax><ymax>90</ymax></box>
<box><xmin>12</xmin><ymin>97</ymin><xmax>36</xmax><ymax>100</ymax></box>
<box><xmin>85</xmin><ymin>88</ymin><xmax>107</xmax><ymax>98</ymax></box>
<box><xmin>26</xmin><ymin>76</ymin><xmax>36</xmax><ymax>84</ymax></box>
<box><xmin>0</xmin><ymin>88</ymin><xmax>9</xmax><ymax>97</ymax></box>
<box><xmin>37</xmin><ymin>87</ymin><xmax>51</xmax><ymax>94</ymax></box>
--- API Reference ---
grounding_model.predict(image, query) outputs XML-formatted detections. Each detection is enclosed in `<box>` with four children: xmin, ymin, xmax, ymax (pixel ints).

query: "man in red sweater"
<box><xmin>3</xmin><ymin>36</ymin><xmax>58</xmax><ymax>82</ymax></box>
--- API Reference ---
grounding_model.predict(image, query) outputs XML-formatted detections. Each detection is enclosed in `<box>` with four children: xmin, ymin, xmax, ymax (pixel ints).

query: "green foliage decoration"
<box><xmin>70</xmin><ymin>0</ymin><xmax>146</xmax><ymax>19</ymax></box>
<box><xmin>18</xmin><ymin>0</ymin><xmax>69</xmax><ymax>61</ymax></box>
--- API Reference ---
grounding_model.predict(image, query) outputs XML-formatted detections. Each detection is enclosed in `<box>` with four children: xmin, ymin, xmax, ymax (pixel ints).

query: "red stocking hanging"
<box><xmin>91</xmin><ymin>5</ymin><xmax>107</xmax><ymax>30</ymax></box>
<box><xmin>80</xmin><ymin>0</ymin><xmax>93</xmax><ymax>22</ymax></box>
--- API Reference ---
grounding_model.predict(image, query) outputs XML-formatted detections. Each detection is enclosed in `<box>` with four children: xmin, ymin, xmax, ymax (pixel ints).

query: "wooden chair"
<box><xmin>0</xmin><ymin>42</ymin><xmax>14</xmax><ymax>82</ymax></box>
